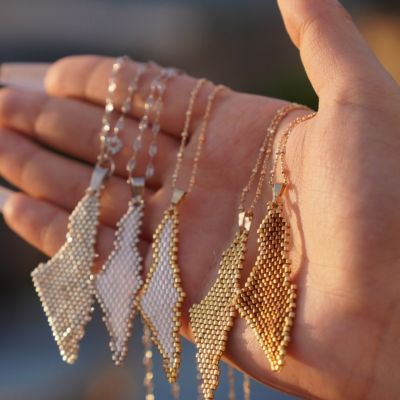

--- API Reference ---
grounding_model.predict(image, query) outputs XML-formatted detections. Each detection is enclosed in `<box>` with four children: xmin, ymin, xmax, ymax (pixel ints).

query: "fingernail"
<box><xmin>0</xmin><ymin>185</ymin><xmax>15</xmax><ymax>213</ymax></box>
<box><xmin>0</xmin><ymin>63</ymin><xmax>50</xmax><ymax>91</ymax></box>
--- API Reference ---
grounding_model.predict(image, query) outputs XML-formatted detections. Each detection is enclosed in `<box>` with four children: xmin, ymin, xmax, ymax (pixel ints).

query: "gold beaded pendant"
<box><xmin>137</xmin><ymin>81</ymin><xmax>224</xmax><ymax>383</ymax></box>
<box><xmin>31</xmin><ymin>57</ymin><xmax>127</xmax><ymax>363</ymax></box>
<box><xmin>235</xmin><ymin>112</ymin><xmax>316</xmax><ymax>372</ymax></box>
<box><xmin>190</xmin><ymin>217</ymin><xmax>250</xmax><ymax>400</ymax></box>
<box><xmin>235</xmin><ymin>187</ymin><xmax>295</xmax><ymax>371</ymax></box>
<box><xmin>189</xmin><ymin>104</ymin><xmax>308</xmax><ymax>400</ymax></box>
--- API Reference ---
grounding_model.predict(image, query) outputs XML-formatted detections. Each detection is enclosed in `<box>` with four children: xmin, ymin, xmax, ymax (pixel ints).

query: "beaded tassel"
<box><xmin>31</xmin><ymin>167</ymin><xmax>107</xmax><ymax>364</ymax></box>
<box><xmin>137</xmin><ymin>204</ymin><xmax>185</xmax><ymax>382</ymax></box>
<box><xmin>235</xmin><ymin>197</ymin><xmax>295</xmax><ymax>371</ymax></box>
<box><xmin>96</xmin><ymin>197</ymin><xmax>144</xmax><ymax>365</ymax></box>
<box><xmin>189</xmin><ymin>226</ymin><xmax>249</xmax><ymax>400</ymax></box>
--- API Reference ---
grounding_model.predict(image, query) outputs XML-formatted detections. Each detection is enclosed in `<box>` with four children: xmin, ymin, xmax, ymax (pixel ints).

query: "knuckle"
<box><xmin>44</xmin><ymin>56</ymin><xmax>73</xmax><ymax>94</ymax></box>
<box><xmin>2</xmin><ymin>192</ymin><xmax>27</xmax><ymax>225</ymax></box>
<box><xmin>298</xmin><ymin>0</ymin><xmax>354</xmax><ymax>48</ymax></box>
<box><xmin>0</xmin><ymin>87</ymin><xmax>21</xmax><ymax>122</ymax></box>
<box><xmin>39</xmin><ymin>208</ymin><xmax>65</xmax><ymax>254</ymax></box>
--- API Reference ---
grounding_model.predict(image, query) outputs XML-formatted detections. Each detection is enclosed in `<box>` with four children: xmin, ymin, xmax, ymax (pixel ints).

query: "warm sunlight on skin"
<box><xmin>0</xmin><ymin>1</ymin><xmax>399</xmax><ymax>399</ymax></box>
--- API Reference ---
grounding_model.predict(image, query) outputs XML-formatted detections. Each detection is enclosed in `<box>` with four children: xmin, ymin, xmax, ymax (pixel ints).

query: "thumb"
<box><xmin>277</xmin><ymin>0</ymin><xmax>395</xmax><ymax>104</ymax></box>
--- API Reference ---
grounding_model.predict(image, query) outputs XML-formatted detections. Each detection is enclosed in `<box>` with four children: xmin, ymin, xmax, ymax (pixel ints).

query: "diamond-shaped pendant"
<box><xmin>137</xmin><ymin>205</ymin><xmax>185</xmax><ymax>383</ymax></box>
<box><xmin>96</xmin><ymin>198</ymin><xmax>144</xmax><ymax>365</ymax></box>
<box><xmin>31</xmin><ymin>167</ymin><xmax>107</xmax><ymax>364</ymax></box>
<box><xmin>189</xmin><ymin>227</ymin><xmax>249</xmax><ymax>400</ymax></box>
<box><xmin>235</xmin><ymin>201</ymin><xmax>296</xmax><ymax>371</ymax></box>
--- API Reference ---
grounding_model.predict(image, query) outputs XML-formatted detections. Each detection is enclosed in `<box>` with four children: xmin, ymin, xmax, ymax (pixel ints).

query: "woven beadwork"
<box><xmin>189</xmin><ymin>228</ymin><xmax>249</xmax><ymax>400</ymax></box>
<box><xmin>235</xmin><ymin>200</ymin><xmax>296</xmax><ymax>371</ymax></box>
<box><xmin>138</xmin><ymin>205</ymin><xmax>185</xmax><ymax>382</ymax></box>
<box><xmin>96</xmin><ymin>197</ymin><xmax>144</xmax><ymax>365</ymax></box>
<box><xmin>31</xmin><ymin>187</ymin><xmax>102</xmax><ymax>364</ymax></box>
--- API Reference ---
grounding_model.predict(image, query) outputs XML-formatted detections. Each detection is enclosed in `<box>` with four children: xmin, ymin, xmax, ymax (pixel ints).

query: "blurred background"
<box><xmin>0</xmin><ymin>1</ymin><xmax>399</xmax><ymax>399</ymax></box>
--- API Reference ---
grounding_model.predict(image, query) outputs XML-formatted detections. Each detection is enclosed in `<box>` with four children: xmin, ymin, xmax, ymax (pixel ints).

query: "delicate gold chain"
<box><xmin>270</xmin><ymin>111</ymin><xmax>317</xmax><ymax>186</ymax></box>
<box><xmin>243</xmin><ymin>374</ymin><xmax>251</xmax><ymax>400</ymax></box>
<box><xmin>142</xmin><ymin>325</ymin><xmax>155</xmax><ymax>400</ymax></box>
<box><xmin>187</xmin><ymin>85</ymin><xmax>225</xmax><ymax>194</ymax></box>
<box><xmin>228</xmin><ymin>366</ymin><xmax>235</xmax><ymax>400</ymax></box>
<box><xmin>238</xmin><ymin>103</ymin><xmax>309</xmax><ymax>216</ymax></box>
<box><xmin>171</xmin><ymin>382</ymin><xmax>180</xmax><ymax>400</ymax></box>
<box><xmin>145</xmin><ymin>68</ymin><xmax>177</xmax><ymax>180</ymax></box>
<box><xmin>171</xmin><ymin>78</ymin><xmax>206</xmax><ymax>191</ymax></box>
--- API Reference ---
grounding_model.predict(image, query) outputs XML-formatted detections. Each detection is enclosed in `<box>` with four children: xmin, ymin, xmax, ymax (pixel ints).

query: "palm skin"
<box><xmin>0</xmin><ymin>1</ymin><xmax>399</xmax><ymax>399</ymax></box>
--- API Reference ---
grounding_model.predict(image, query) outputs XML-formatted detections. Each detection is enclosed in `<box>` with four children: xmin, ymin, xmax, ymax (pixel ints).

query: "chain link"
<box><xmin>171</xmin><ymin>78</ymin><xmax>206</xmax><ymax>191</ymax></box>
<box><xmin>238</xmin><ymin>103</ymin><xmax>309</xmax><ymax>216</ymax></box>
<box><xmin>270</xmin><ymin>111</ymin><xmax>317</xmax><ymax>186</ymax></box>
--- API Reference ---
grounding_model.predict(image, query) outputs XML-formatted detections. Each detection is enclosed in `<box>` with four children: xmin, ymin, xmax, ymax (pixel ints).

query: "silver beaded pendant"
<box><xmin>96</xmin><ymin>197</ymin><xmax>144</xmax><ymax>365</ymax></box>
<box><xmin>137</xmin><ymin>205</ymin><xmax>185</xmax><ymax>383</ymax></box>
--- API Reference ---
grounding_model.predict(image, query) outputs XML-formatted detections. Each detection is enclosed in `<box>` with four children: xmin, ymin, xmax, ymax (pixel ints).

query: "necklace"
<box><xmin>189</xmin><ymin>103</ymin><xmax>308</xmax><ymax>399</ymax></box>
<box><xmin>31</xmin><ymin>56</ymin><xmax>128</xmax><ymax>364</ymax></box>
<box><xmin>96</xmin><ymin>64</ymin><xmax>178</xmax><ymax>366</ymax></box>
<box><xmin>235</xmin><ymin>110</ymin><xmax>316</xmax><ymax>371</ymax></box>
<box><xmin>138</xmin><ymin>80</ymin><xmax>225</xmax><ymax>383</ymax></box>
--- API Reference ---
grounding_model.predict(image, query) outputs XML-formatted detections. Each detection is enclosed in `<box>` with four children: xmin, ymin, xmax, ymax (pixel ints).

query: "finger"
<box><xmin>45</xmin><ymin>55</ymin><xmax>216</xmax><ymax>137</ymax></box>
<box><xmin>277</xmin><ymin>0</ymin><xmax>397</xmax><ymax>102</ymax></box>
<box><xmin>0</xmin><ymin>185</ymin><xmax>14</xmax><ymax>211</ymax></box>
<box><xmin>2</xmin><ymin>192</ymin><xmax>115</xmax><ymax>265</ymax></box>
<box><xmin>0</xmin><ymin>87</ymin><xmax>177</xmax><ymax>189</ymax></box>
<box><xmin>0</xmin><ymin>128</ymin><xmax>168</xmax><ymax>239</ymax></box>
<box><xmin>0</xmin><ymin>62</ymin><xmax>49</xmax><ymax>91</ymax></box>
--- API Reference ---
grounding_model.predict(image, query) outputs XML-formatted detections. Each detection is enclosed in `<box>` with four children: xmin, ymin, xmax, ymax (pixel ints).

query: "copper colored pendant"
<box><xmin>235</xmin><ymin>199</ymin><xmax>296</xmax><ymax>371</ymax></box>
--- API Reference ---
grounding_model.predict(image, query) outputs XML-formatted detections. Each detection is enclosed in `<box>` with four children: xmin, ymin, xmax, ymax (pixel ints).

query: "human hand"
<box><xmin>0</xmin><ymin>0</ymin><xmax>399</xmax><ymax>399</ymax></box>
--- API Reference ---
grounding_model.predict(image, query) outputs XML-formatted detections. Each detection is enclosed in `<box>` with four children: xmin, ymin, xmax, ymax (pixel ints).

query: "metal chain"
<box><xmin>270</xmin><ymin>111</ymin><xmax>317</xmax><ymax>186</ymax></box>
<box><xmin>186</xmin><ymin>85</ymin><xmax>225</xmax><ymax>194</ymax></box>
<box><xmin>145</xmin><ymin>68</ymin><xmax>177</xmax><ymax>180</ymax></box>
<box><xmin>171</xmin><ymin>78</ymin><xmax>206</xmax><ymax>191</ymax></box>
<box><xmin>228</xmin><ymin>366</ymin><xmax>235</xmax><ymax>400</ymax></box>
<box><xmin>171</xmin><ymin>81</ymin><xmax>226</xmax><ymax>195</ymax></box>
<box><xmin>97</xmin><ymin>56</ymin><xmax>127</xmax><ymax>168</ymax></box>
<box><xmin>171</xmin><ymin>381</ymin><xmax>180</xmax><ymax>400</ymax></box>
<box><xmin>142</xmin><ymin>325</ymin><xmax>155</xmax><ymax>400</ymax></box>
<box><xmin>126</xmin><ymin>67</ymin><xmax>177</xmax><ymax>182</ymax></box>
<box><xmin>243</xmin><ymin>374</ymin><xmax>251</xmax><ymax>400</ymax></box>
<box><xmin>238</xmin><ymin>103</ymin><xmax>309</xmax><ymax>216</ymax></box>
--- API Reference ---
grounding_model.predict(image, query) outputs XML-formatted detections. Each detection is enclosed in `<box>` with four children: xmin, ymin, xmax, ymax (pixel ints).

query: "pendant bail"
<box><xmin>171</xmin><ymin>189</ymin><xmax>186</xmax><ymax>205</ymax></box>
<box><xmin>129</xmin><ymin>176</ymin><xmax>145</xmax><ymax>198</ymax></box>
<box><xmin>238</xmin><ymin>211</ymin><xmax>252</xmax><ymax>232</ymax></box>
<box><xmin>273</xmin><ymin>183</ymin><xmax>286</xmax><ymax>201</ymax></box>
<box><xmin>89</xmin><ymin>166</ymin><xmax>109</xmax><ymax>190</ymax></box>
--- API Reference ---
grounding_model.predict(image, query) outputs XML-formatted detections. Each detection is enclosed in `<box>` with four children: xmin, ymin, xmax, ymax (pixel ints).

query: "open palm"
<box><xmin>0</xmin><ymin>1</ymin><xmax>399</xmax><ymax>399</ymax></box>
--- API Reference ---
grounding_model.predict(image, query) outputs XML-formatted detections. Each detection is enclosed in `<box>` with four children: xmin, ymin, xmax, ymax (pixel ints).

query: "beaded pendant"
<box><xmin>137</xmin><ymin>204</ymin><xmax>185</xmax><ymax>383</ymax></box>
<box><xmin>31</xmin><ymin>166</ymin><xmax>107</xmax><ymax>364</ymax></box>
<box><xmin>96</xmin><ymin>196</ymin><xmax>144</xmax><ymax>365</ymax></box>
<box><xmin>235</xmin><ymin>194</ymin><xmax>296</xmax><ymax>371</ymax></box>
<box><xmin>189</xmin><ymin>216</ymin><xmax>250</xmax><ymax>400</ymax></box>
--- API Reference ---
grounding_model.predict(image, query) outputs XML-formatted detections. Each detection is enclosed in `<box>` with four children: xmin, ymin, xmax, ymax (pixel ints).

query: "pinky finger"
<box><xmin>2</xmin><ymin>192</ymin><xmax>117</xmax><ymax>268</ymax></box>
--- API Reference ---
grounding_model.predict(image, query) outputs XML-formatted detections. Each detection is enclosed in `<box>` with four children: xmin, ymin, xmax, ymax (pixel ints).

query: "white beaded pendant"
<box><xmin>137</xmin><ymin>205</ymin><xmax>185</xmax><ymax>383</ymax></box>
<box><xmin>96</xmin><ymin>197</ymin><xmax>144</xmax><ymax>365</ymax></box>
<box><xmin>31</xmin><ymin>167</ymin><xmax>107</xmax><ymax>364</ymax></box>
